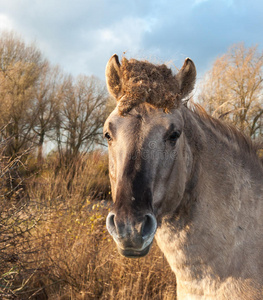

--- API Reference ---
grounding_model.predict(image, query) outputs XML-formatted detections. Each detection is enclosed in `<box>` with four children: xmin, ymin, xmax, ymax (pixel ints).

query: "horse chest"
<box><xmin>155</xmin><ymin>225</ymin><xmax>263</xmax><ymax>299</ymax></box>
<box><xmin>155</xmin><ymin>225</ymin><xmax>202</xmax><ymax>274</ymax></box>
<box><xmin>155</xmin><ymin>226</ymin><xmax>223</xmax><ymax>299</ymax></box>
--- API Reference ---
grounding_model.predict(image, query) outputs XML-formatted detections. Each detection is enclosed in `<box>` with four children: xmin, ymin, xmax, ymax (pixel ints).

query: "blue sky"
<box><xmin>0</xmin><ymin>0</ymin><xmax>262</xmax><ymax>81</ymax></box>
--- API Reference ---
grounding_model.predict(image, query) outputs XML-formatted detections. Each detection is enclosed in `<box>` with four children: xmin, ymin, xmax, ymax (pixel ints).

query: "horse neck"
<box><xmin>155</xmin><ymin>107</ymin><xmax>263</xmax><ymax>296</ymax></box>
<box><xmin>184</xmin><ymin>106</ymin><xmax>263</xmax><ymax>200</ymax></box>
<box><xmin>183</xmin><ymin>106</ymin><xmax>263</xmax><ymax>237</ymax></box>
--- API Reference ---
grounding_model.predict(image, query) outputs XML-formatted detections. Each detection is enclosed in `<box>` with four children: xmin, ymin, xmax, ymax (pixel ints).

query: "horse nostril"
<box><xmin>142</xmin><ymin>214</ymin><xmax>157</xmax><ymax>239</ymax></box>
<box><xmin>106</xmin><ymin>212</ymin><xmax>117</xmax><ymax>236</ymax></box>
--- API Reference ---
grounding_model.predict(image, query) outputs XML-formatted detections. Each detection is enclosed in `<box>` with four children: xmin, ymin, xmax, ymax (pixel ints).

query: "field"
<box><xmin>0</xmin><ymin>150</ymin><xmax>176</xmax><ymax>299</ymax></box>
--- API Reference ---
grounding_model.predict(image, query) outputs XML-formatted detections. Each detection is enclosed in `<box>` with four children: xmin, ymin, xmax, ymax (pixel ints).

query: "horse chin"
<box><xmin>117</xmin><ymin>243</ymin><xmax>152</xmax><ymax>258</ymax></box>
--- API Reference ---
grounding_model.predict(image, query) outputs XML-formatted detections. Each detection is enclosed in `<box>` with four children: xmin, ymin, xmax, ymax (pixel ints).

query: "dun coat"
<box><xmin>104</xmin><ymin>54</ymin><xmax>263</xmax><ymax>299</ymax></box>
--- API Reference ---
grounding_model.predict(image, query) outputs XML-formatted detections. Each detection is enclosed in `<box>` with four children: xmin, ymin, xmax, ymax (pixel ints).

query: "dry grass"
<box><xmin>0</xmin><ymin>150</ymin><xmax>177</xmax><ymax>299</ymax></box>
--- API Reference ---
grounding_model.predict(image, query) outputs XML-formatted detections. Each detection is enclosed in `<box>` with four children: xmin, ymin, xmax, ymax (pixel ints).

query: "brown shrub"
<box><xmin>28</xmin><ymin>202</ymin><xmax>176</xmax><ymax>300</ymax></box>
<box><xmin>0</xmin><ymin>150</ymin><xmax>177</xmax><ymax>299</ymax></box>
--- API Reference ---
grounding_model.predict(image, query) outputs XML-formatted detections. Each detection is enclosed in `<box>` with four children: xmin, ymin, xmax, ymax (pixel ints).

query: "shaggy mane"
<box><xmin>191</xmin><ymin>103</ymin><xmax>263</xmax><ymax>163</ymax></box>
<box><xmin>118</xmin><ymin>58</ymin><xmax>181</xmax><ymax>115</ymax></box>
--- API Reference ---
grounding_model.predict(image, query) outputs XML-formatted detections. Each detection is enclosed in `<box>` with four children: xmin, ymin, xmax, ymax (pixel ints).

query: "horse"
<box><xmin>104</xmin><ymin>54</ymin><xmax>263</xmax><ymax>299</ymax></box>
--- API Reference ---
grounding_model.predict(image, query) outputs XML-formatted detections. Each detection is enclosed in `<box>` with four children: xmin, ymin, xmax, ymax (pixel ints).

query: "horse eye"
<box><xmin>105</xmin><ymin>132</ymin><xmax>112</xmax><ymax>141</ymax></box>
<box><xmin>169</xmin><ymin>131</ymin><xmax>181</xmax><ymax>142</ymax></box>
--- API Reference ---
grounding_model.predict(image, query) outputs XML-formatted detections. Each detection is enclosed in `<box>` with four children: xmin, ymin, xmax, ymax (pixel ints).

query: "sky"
<box><xmin>0</xmin><ymin>0</ymin><xmax>262</xmax><ymax>82</ymax></box>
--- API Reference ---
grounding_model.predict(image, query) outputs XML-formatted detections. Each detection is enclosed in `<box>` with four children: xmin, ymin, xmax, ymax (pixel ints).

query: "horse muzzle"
<box><xmin>106</xmin><ymin>212</ymin><xmax>157</xmax><ymax>258</ymax></box>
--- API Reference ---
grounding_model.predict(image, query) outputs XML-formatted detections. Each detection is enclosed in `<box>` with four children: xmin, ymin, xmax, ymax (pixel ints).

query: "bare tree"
<box><xmin>32</xmin><ymin>63</ymin><xmax>63</xmax><ymax>163</ymax></box>
<box><xmin>57</xmin><ymin>75</ymin><xmax>108</xmax><ymax>163</ymax></box>
<box><xmin>0</xmin><ymin>31</ymin><xmax>110</xmax><ymax>165</ymax></box>
<box><xmin>198</xmin><ymin>44</ymin><xmax>263</xmax><ymax>138</ymax></box>
<box><xmin>0</xmin><ymin>31</ymin><xmax>45</xmax><ymax>157</ymax></box>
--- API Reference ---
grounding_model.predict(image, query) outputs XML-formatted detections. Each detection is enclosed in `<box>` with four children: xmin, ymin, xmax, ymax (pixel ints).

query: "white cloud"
<box><xmin>0</xmin><ymin>0</ymin><xmax>262</xmax><ymax>80</ymax></box>
<box><xmin>0</xmin><ymin>14</ymin><xmax>14</xmax><ymax>31</ymax></box>
<box><xmin>73</xmin><ymin>16</ymin><xmax>157</xmax><ymax>78</ymax></box>
<box><xmin>96</xmin><ymin>17</ymin><xmax>155</xmax><ymax>52</ymax></box>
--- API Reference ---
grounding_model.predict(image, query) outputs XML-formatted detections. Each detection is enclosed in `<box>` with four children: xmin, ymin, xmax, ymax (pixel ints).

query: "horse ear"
<box><xmin>176</xmin><ymin>58</ymin><xmax>196</xmax><ymax>99</ymax></box>
<box><xmin>105</xmin><ymin>54</ymin><xmax>122</xmax><ymax>99</ymax></box>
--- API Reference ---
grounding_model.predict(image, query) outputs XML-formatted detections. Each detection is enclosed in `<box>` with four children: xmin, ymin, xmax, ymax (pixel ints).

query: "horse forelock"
<box><xmin>117</xmin><ymin>58</ymin><xmax>181</xmax><ymax>115</ymax></box>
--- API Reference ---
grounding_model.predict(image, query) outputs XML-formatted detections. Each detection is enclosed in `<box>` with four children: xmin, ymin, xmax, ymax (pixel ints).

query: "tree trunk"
<box><xmin>37</xmin><ymin>131</ymin><xmax>45</xmax><ymax>165</ymax></box>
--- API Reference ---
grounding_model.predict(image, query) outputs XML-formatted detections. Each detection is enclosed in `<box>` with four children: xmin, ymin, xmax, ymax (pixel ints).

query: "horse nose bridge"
<box><xmin>107</xmin><ymin>165</ymin><xmax>157</xmax><ymax>254</ymax></box>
